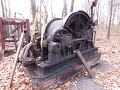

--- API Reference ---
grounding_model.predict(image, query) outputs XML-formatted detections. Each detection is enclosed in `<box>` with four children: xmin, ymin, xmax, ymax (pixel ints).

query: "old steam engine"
<box><xmin>19</xmin><ymin>1</ymin><xmax>101</xmax><ymax>89</ymax></box>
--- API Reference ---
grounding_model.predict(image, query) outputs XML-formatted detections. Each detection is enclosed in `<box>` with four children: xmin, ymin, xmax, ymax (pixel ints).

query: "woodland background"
<box><xmin>0</xmin><ymin>0</ymin><xmax>120</xmax><ymax>90</ymax></box>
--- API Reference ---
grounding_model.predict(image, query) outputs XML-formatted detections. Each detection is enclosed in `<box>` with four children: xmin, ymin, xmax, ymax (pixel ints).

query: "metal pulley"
<box><xmin>45</xmin><ymin>11</ymin><xmax>92</xmax><ymax>42</ymax></box>
<box><xmin>63</xmin><ymin>11</ymin><xmax>92</xmax><ymax>39</ymax></box>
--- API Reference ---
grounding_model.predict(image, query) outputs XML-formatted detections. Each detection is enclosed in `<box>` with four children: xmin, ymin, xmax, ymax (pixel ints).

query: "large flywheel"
<box><xmin>62</xmin><ymin>11</ymin><xmax>93</xmax><ymax>51</ymax></box>
<box><xmin>63</xmin><ymin>11</ymin><xmax>91</xmax><ymax>39</ymax></box>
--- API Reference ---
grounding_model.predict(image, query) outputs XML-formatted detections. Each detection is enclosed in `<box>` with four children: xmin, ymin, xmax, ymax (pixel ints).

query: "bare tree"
<box><xmin>7</xmin><ymin>0</ymin><xmax>11</xmax><ymax>17</ymax></box>
<box><xmin>1</xmin><ymin>0</ymin><xmax>5</xmax><ymax>17</ymax></box>
<box><xmin>3</xmin><ymin>0</ymin><xmax>8</xmax><ymax>17</ymax></box>
<box><xmin>39</xmin><ymin>0</ymin><xmax>42</xmax><ymax>31</ymax></box>
<box><xmin>30</xmin><ymin>0</ymin><xmax>36</xmax><ymax>21</ymax></box>
<box><xmin>50</xmin><ymin>0</ymin><xmax>54</xmax><ymax>18</ymax></box>
<box><xmin>62</xmin><ymin>0</ymin><xmax>67</xmax><ymax>18</ymax></box>
<box><xmin>41</xmin><ymin>0</ymin><xmax>48</xmax><ymax>24</ymax></box>
<box><xmin>107</xmin><ymin>0</ymin><xmax>113</xmax><ymax>39</ymax></box>
<box><xmin>70</xmin><ymin>0</ymin><xmax>74</xmax><ymax>12</ymax></box>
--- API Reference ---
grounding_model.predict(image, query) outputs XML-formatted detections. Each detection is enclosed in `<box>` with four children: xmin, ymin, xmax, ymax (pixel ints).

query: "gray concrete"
<box><xmin>67</xmin><ymin>60</ymin><xmax>110</xmax><ymax>90</ymax></box>
<box><xmin>68</xmin><ymin>76</ymin><xmax>104</xmax><ymax>90</ymax></box>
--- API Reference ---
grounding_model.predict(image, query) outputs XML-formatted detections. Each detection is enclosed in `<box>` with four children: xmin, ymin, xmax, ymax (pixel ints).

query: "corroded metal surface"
<box><xmin>19</xmin><ymin>6</ymin><xmax>100</xmax><ymax>89</ymax></box>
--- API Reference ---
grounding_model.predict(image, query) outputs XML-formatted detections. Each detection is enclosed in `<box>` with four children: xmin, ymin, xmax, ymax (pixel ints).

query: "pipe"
<box><xmin>23</xmin><ymin>42</ymin><xmax>33</xmax><ymax>60</ymax></box>
<box><xmin>19</xmin><ymin>44</ymin><xmax>29</xmax><ymax>62</ymax></box>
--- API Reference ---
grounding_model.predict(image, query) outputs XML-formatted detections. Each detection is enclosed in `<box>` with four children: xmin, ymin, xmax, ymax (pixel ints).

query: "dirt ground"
<box><xmin>0</xmin><ymin>32</ymin><xmax>120</xmax><ymax>90</ymax></box>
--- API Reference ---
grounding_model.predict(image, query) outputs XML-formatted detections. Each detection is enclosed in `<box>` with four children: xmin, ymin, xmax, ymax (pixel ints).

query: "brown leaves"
<box><xmin>0</xmin><ymin>54</ymin><xmax>32</xmax><ymax>90</ymax></box>
<box><xmin>0</xmin><ymin>34</ymin><xmax>120</xmax><ymax>90</ymax></box>
<box><xmin>94</xmin><ymin>34</ymin><xmax>120</xmax><ymax>90</ymax></box>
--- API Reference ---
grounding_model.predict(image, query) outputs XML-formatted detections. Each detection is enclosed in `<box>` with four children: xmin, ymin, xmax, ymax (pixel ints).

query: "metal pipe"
<box><xmin>19</xmin><ymin>44</ymin><xmax>28</xmax><ymax>62</ymax></box>
<box><xmin>23</xmin><ymin>42</ymin><xmax>33</xmax><ymax>60</ymax></box>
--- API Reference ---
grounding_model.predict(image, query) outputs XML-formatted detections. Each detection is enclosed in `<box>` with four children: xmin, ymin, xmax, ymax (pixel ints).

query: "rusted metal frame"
<box><xmin>25</xmin><ymin>19</ymin><xmax>30</xmax><ymax>35</ymax></box>
<box><xmin>6</xmin><ymin>25</ymin><xmax>22</xmax><ymax>38</ymax></box>
<box><xmin>0</xmin><ymin>18</ymin><xmax>5</xmax><ymax>49</ymax></box>
<box><xmin>3</xmin><ymin>21</ymin><xmax>24</xmax><ymax>25</ymax></box>
<box><xmin>5</xmin><ymin>20</ymin><xmax>29</xmax><ymax>50</ymax></box>
<box><xmin>2</xmin><ymin>17</ymin><xmax>26</xmax><ymax>22</ymax></box>
<box><xmin>0</xmin><ymin>17</ymin><xmax>30</xmax><ymax>51</ymax></box>
<box><xmin>5</xmin><ymin>19</ymin><xmax>30</xmax><ymax>39</ymax></box>
<box><xmin>1</xmin><ymin>17</ymin><xmax>29</xmax><ymax>33</ymax></box>
<box><xmin>12</xmin><ymin>36</ymin><xmax>17</xmax><ymax>50</ymax></box>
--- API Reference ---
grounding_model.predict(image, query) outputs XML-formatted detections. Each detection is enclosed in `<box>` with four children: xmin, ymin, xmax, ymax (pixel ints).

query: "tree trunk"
<box><xmin>96</xmin><ymin>1</ymin><xmax>100</xmax><ymax>29</ymax></box>
<box><xmin>62</xmin><ymin>0</ymin><xmax>67</xmax><ymax>18</ymax></box>
<box><xmin>3</xmin><ymin>0</ymin><xmax>7</xmax><ymax>17</ymax></box>
<box><xmin>30</xmin><ymin>0</ymin><xmax>36</xmax><ymax>21</ymax></box>
<box><xmin>107</xmin><ymin>0</ymin><xmax>113</xmax><ymax>39</ymax></box>
<box><xmin>39</xmin><ymin>0</ymin><xmax>42</xmax><ymax>32</ymax></box>
<box><xmin>50</xmin><ymin>0</ymin><xmax>54</xmax><ymax>18</ymax></box>
<box><xmin>1</xmin><ymin>0</ymin><xmax>5</xmax><ymax>17</ymax></box>
<box><xmin>70</xmin><ymin>0</ymin><xmax>74</xmax><ymax>12</ymax></box>
<box><xmin>41</xmin><ymin>0</ymin><xmax>48</xmax><ymax>24</ymax></box>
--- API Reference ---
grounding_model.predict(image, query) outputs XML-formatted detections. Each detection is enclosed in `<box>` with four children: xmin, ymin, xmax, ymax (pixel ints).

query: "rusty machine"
<box><xmin>18</xmin><ymin>0</ymin><xmax>100</xmax><ymax>89</ymax></box>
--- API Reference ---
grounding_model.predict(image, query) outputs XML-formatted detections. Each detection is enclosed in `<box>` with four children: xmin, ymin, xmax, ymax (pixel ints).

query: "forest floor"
<box><xmin>0</xmin><ymin>32</ymin><xmax>120</xmax><ymax>90</ymax></box>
